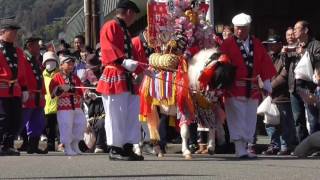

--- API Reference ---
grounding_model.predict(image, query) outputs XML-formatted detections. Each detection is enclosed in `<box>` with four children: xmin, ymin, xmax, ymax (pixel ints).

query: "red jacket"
<box><xmin>49</xmin><ymin>72</ymin><xmax>84</xmax><ymax>111</ymax></box>
<box><xmin>220</xmin><ymin>36</ymin><xmax>276</xmax><ymax>99</ymax></box>
<box><xmin>132</xmin><ymin>35</ymin><xmax>149</xmax><ymax>74</ymax></box>
<box><xmin>97</xmin><ymin>19</ymin><xmax>138</xmax><ymax>95</ymax></box>
<box><xmin>23</xmin><ymin>52</ymin><xmax>46</xmax><ymax>108</ymax></box>
<box><xmin>0</xmin><ymin>48</ymin><xmax>27</xmax><ymax>97</ymax></box>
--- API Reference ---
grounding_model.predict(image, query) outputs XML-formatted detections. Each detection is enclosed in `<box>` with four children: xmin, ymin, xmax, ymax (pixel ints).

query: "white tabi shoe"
<box><xmin>234</xmin><ymin>140</ymin><xmax>248</xmax><ymax>158</ymax></box>
<box><xmin>71</xmin><ymin>141</ymin><xmax>82</xmax><ymax>154</ymax></box>
<box><xmin>247</xmin><ymin>152</ymin><xmax>258</xmax><ymax>159</ymax></box>
<box><xmin>133</xmin><ymin>144</ymin><xmax>142</xmax><ymax>156</ymax></box>
<box><xmin>64</xmin><ymin>144</ymin><xmax>77</xmax><ymax>156</ymax></box>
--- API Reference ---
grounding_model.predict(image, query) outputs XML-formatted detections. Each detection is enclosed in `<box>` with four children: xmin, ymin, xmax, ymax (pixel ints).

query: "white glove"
<box><xmin>257</xmin><ymin>75</ymin><xmax>264</xmax><ymax>89</ymax></box>
<box><xmin>87</xmin><ymin>92</ymin><xmax>97</xmax><ymax>100</ymax></box>
<box><xmin>60</xmin><ymin>84</ymin><xmax>71</xmax><ymax>92</ymax></box>
<box><xmin>121</xmin><ymin>59</ymin><xmax>138</xmax><ymax>72</ymax></box>
<box><xmin>22</xmin><ymin>91</ymin><xmax>29</xmax><ymax>103</ymax></box>
<box><xmin>263</xmin><ymin>79</ymin><xmax>272</xmax><ymax>93</ymax></box>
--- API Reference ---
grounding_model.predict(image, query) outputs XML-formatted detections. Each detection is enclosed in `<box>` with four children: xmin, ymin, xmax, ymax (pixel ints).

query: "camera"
<box><xmin>286</xmin><ymin>46</ymin><xmax>297</xmax><ymax>52</ymax></box>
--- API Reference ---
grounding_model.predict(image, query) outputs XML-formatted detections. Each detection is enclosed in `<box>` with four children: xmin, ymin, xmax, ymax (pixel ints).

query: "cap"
<box><xmin>59</xmin><ymin>55</ymin><xmax>75</xmax><ymax>64</ymax></box>
<box><xmin>0</xmin><ymin>16</ymin><xmax>20</xmax><ymax>30</ymax></box>
<box><xmin>85</xmin><ymin>54</ymin><xmax>101</xmax><ymax>69</ymax></box>
<box><xmin>116</xmin><ymin>0</ymin><xmax>140</xmax><ymax>13</ymax></box>
<box><xmin>232</xmin><ymin>13</ymin><xmax>252</xmax><ymax>27</ymax></box>
<box><xmin>262</xmin><ymin>35</ymin><xmax>282</xmax><ymax>44</ymax></box>
<box><xmin>43</xmin><ymin>51</ymin><xmax>59</xmax><ymax>65</ymax></box>
<box><xmin>24</xmin><ymin>37</ymin><xmax>41</xmax><ymax>46</ymax></box>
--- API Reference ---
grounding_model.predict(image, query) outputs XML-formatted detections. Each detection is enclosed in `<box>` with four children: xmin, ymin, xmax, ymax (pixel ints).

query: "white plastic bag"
<box><xmin>257</xmin><ymin>96</ymin><xmax>272</xmax><ymax>115</ymax></box>
<box><xmin>264</xmin><ymin>103</ymin><xmax>280</xmax><ymax>125</ymax></box>
<box><xmin>257</xmin><ymin>96</ymin><xmax>280</xmax><ymax>125</ymax></box>
<box><xmin>294</xmin><ymin>51</ymin><xmax>313</xmax><ymax>81</ymax></box>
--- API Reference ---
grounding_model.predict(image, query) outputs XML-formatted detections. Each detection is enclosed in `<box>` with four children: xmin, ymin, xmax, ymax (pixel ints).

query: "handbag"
<box><xmin>257</xmin><ymin>96</ymin><xmax>280</xmax><ymax>125</ymax></box>
<box><xmin>84</xmin><ymin>131</ymin><xmax>96</xmax><ymax>149</ymax></box>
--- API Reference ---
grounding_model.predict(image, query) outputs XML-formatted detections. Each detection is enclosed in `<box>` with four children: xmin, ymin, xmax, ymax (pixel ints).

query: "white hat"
<box><xmin>232</xmin><ymin>13</ymin><xmax>252</xmax><ymax>26</ymax></box>
<box><xmin>42</xmin><ymin>51</ymin><xmax>59</xmax><ymax>65</ymax></box>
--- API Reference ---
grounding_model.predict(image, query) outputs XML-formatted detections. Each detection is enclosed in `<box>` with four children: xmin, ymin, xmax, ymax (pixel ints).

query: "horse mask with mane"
<box><xmin>188</xmin><ymin>48</ymin><xmax>236</xmax><ymax>91</ymax></box>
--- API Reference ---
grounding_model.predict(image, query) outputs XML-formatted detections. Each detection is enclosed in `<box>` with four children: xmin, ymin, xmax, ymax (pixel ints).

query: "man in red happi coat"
<box><xmin>0</xmin><ymin>17</ymin><xmax>28</xmax><ymax>156</ymax></box>
<box><xmin>220</xmin><ymin>13</ymin><xmax>276</xmax><ymax>159</ymax></box>
<box><xmin>21</xmin><ymin>37</ymin><xmax>47</xmax><ymax>154</ymax></box>
<box><xmin>96</xmin><ymin>0</ymin><xmax>144</xmax><ymax>161</ymax></box>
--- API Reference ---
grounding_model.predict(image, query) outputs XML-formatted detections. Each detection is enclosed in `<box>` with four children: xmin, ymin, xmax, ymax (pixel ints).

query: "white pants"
<box><xmin>225</xmin><ymin>97</ymin><xmax>258</xmax><ymax>143</ymax></box>
<box><xmin>57</xmin><ymin>108</ymin><xmax>86</xmax><ymax>144</ymax></box>
<box><xmin>102</xmin><ymin>92</ymin><xmax>141</xmax><ymax>147</ymax></box>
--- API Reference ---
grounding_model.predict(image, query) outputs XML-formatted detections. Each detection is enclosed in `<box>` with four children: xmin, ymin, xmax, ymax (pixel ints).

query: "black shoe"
<box><xmin>262</xmin><ymin>146</ymin><xmax>279</xmax><ymax>155</ymax></box>
<box><xmin>239</xmin><ymin>154</ymin><xmax>257</xmax><ymax>159</ymax></box>
<box><xmin>123</xmin><ymin>143</ymin><xmax>144</xmax><ymax>161</ymax></box>
<box><xmin>0</xmin><ymin>147</ymin><xmax>20</xmax><ymax>156</ymax></box>
<box><xmin>208</xmin><ymin>148</ymin><xmax>215</xmax><ymax>155</ymax></box>
<box><xmin>311</xmin><ymin>151</ymin><xmax>320</xmax><ymax>157</ymax></box>
<box><xmin>47</xmin><ymin>144</ymin><xmax>56</xmax><ymax>152</ymax></box>
<box><xmin>109</xmin><ymin>147</ymin><xmax>129</xmax><ymax>161</ymax></box>
<box><xmin>27</xmin><ymin>147</ymin><xmax>48</xmax><ymax>154</ymax></box>
<box><xmin>27</xmin><ymin>136</ymin><xmax>48</xmax><ymax>154</ymax></box>
<box><xmin>277</xmin><ymin>150</ymin><xmax>291</xmax><ymax>155</ymax></box>
<box><xmin>239</xmin><ymin>155</ymin><xmax>249</xmax><ymax>159</ymax></box>
<box><xmin>128</xmin><ymin>153</ymin><xmax>144</xmax><ymax>161</ymax></box>
<box><xmin>17</xmin><ymin>142</ymin><xmax>28</xmax><ymax>151</ymax></box>
<box><xmin>189</xmin><ymin>144</ymin><xmax>199</xmax><ymax>154</ymax></box>
<box><xmin>159</xmin><ymin>144</ymin><xmax>167</xmax><ymax>154</ymax></box>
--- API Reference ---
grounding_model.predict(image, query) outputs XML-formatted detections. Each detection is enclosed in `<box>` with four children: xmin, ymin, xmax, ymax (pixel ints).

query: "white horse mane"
<box><xmin>188</xmin><ymin>48</ymin><xmax>220</xmax><ymax>90</ymax></box>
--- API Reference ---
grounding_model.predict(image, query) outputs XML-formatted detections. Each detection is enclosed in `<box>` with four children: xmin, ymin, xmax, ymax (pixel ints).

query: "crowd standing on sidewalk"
<box><xmin>1</xmin><ymin>0</ymin><xmax>320</xmax><ymax>160</ymax></box>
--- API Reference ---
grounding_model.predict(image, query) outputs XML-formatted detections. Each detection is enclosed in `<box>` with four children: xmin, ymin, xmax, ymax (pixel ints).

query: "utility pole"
<box><xmin>91</xmin><ymin>0</ymin><xmax>99</xmax><ymax>48</ymax></box>
<box><xmin>84</xmin><ymin>0</ymin><xmax>92</xmax><ymax>47</ymax></box>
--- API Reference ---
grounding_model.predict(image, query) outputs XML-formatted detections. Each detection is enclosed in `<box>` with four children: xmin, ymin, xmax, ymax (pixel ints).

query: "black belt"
<box><xmin>125</xmin><ymin>72</ymin><xmax>134</xmax><ymax>94</ymax></box>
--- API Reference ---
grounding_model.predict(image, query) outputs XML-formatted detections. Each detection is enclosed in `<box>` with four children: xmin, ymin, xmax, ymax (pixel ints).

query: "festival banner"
<box><xmin>147</xmin><ymin>0</ymin><xmax>169</xmax><ymax>48</ymax></box>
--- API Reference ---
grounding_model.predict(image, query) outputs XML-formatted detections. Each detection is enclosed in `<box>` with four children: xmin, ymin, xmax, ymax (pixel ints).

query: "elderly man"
<box><xmin>0</xmin><ymin>17</ymin><xmax>28</xmax><ymax>156</ymax></box>
<box><xmin>220</xmin><ymin>13</ymin><xmax>276</xmax><ymax>159</ymax></box>
<box><xmin>96</xmin><ymin>0</ymin><xmax>144</xmax><ymax>161</ymax></box>
<box><xmin>293</xmin><ymin>20</ymin><xmax>320</xmax><ymax>135</ymax></box>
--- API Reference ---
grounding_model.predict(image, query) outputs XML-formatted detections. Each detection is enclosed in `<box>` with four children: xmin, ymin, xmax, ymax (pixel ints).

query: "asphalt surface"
<box><xmin>1</xmin><ymin>142</ymin><xmax>320</xmax><ymax>180</ymax></box>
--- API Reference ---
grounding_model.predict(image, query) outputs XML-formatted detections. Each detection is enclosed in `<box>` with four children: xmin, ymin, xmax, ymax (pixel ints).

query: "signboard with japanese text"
<box><xmin>147</xmin><ymin>0</ymin><xmax>169</xmax><ymax>48</ymax></box>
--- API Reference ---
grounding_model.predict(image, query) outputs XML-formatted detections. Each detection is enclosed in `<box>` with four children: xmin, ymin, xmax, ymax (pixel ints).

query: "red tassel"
<box><xmin>218</xmin><ymin>54</ymin><xmax>231</xmax><ymax>64</ymax></box>
<box><xmin>198</xmin><ymin>64</ymin><xmax>217</xmax><ymax>88</ymax></box>
<box><xmin>176</xmin><ymin>57</ymin><xmax>195</xmax><ymax>121</ymax></box>
<box><xmin>188</xmin><ymin>46</ymin><xmax>200</xmax><ymax>56</ymax></box>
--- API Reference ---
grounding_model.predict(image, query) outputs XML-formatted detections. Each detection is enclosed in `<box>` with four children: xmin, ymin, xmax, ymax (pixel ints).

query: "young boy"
<box><xmin>49</xmin><ymin>55</ymin><xmax>86</xmax><ymax>155</ymax></box>
<box><xmin>42</xmin><ymin>51</ymin><xmax>60</xmax><ymax>151</ymax></box>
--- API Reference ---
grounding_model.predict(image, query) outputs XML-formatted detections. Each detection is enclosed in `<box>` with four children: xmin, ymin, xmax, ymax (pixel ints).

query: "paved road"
<box><xmin>1</xmin><ymin>147</ymin><xmax>320</xmax><ymax>180</ymax></box>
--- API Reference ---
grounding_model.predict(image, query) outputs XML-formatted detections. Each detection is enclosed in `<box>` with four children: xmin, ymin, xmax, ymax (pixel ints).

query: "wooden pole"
<box><xmin>84</xmin><ymin>0</ymin><xmax>92</xmax><ymax>47</ymax></box>
<box><xmin>91</xmin><ymin>0</ymin><xmax>99</xmax><ymax>48</ymax></box>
